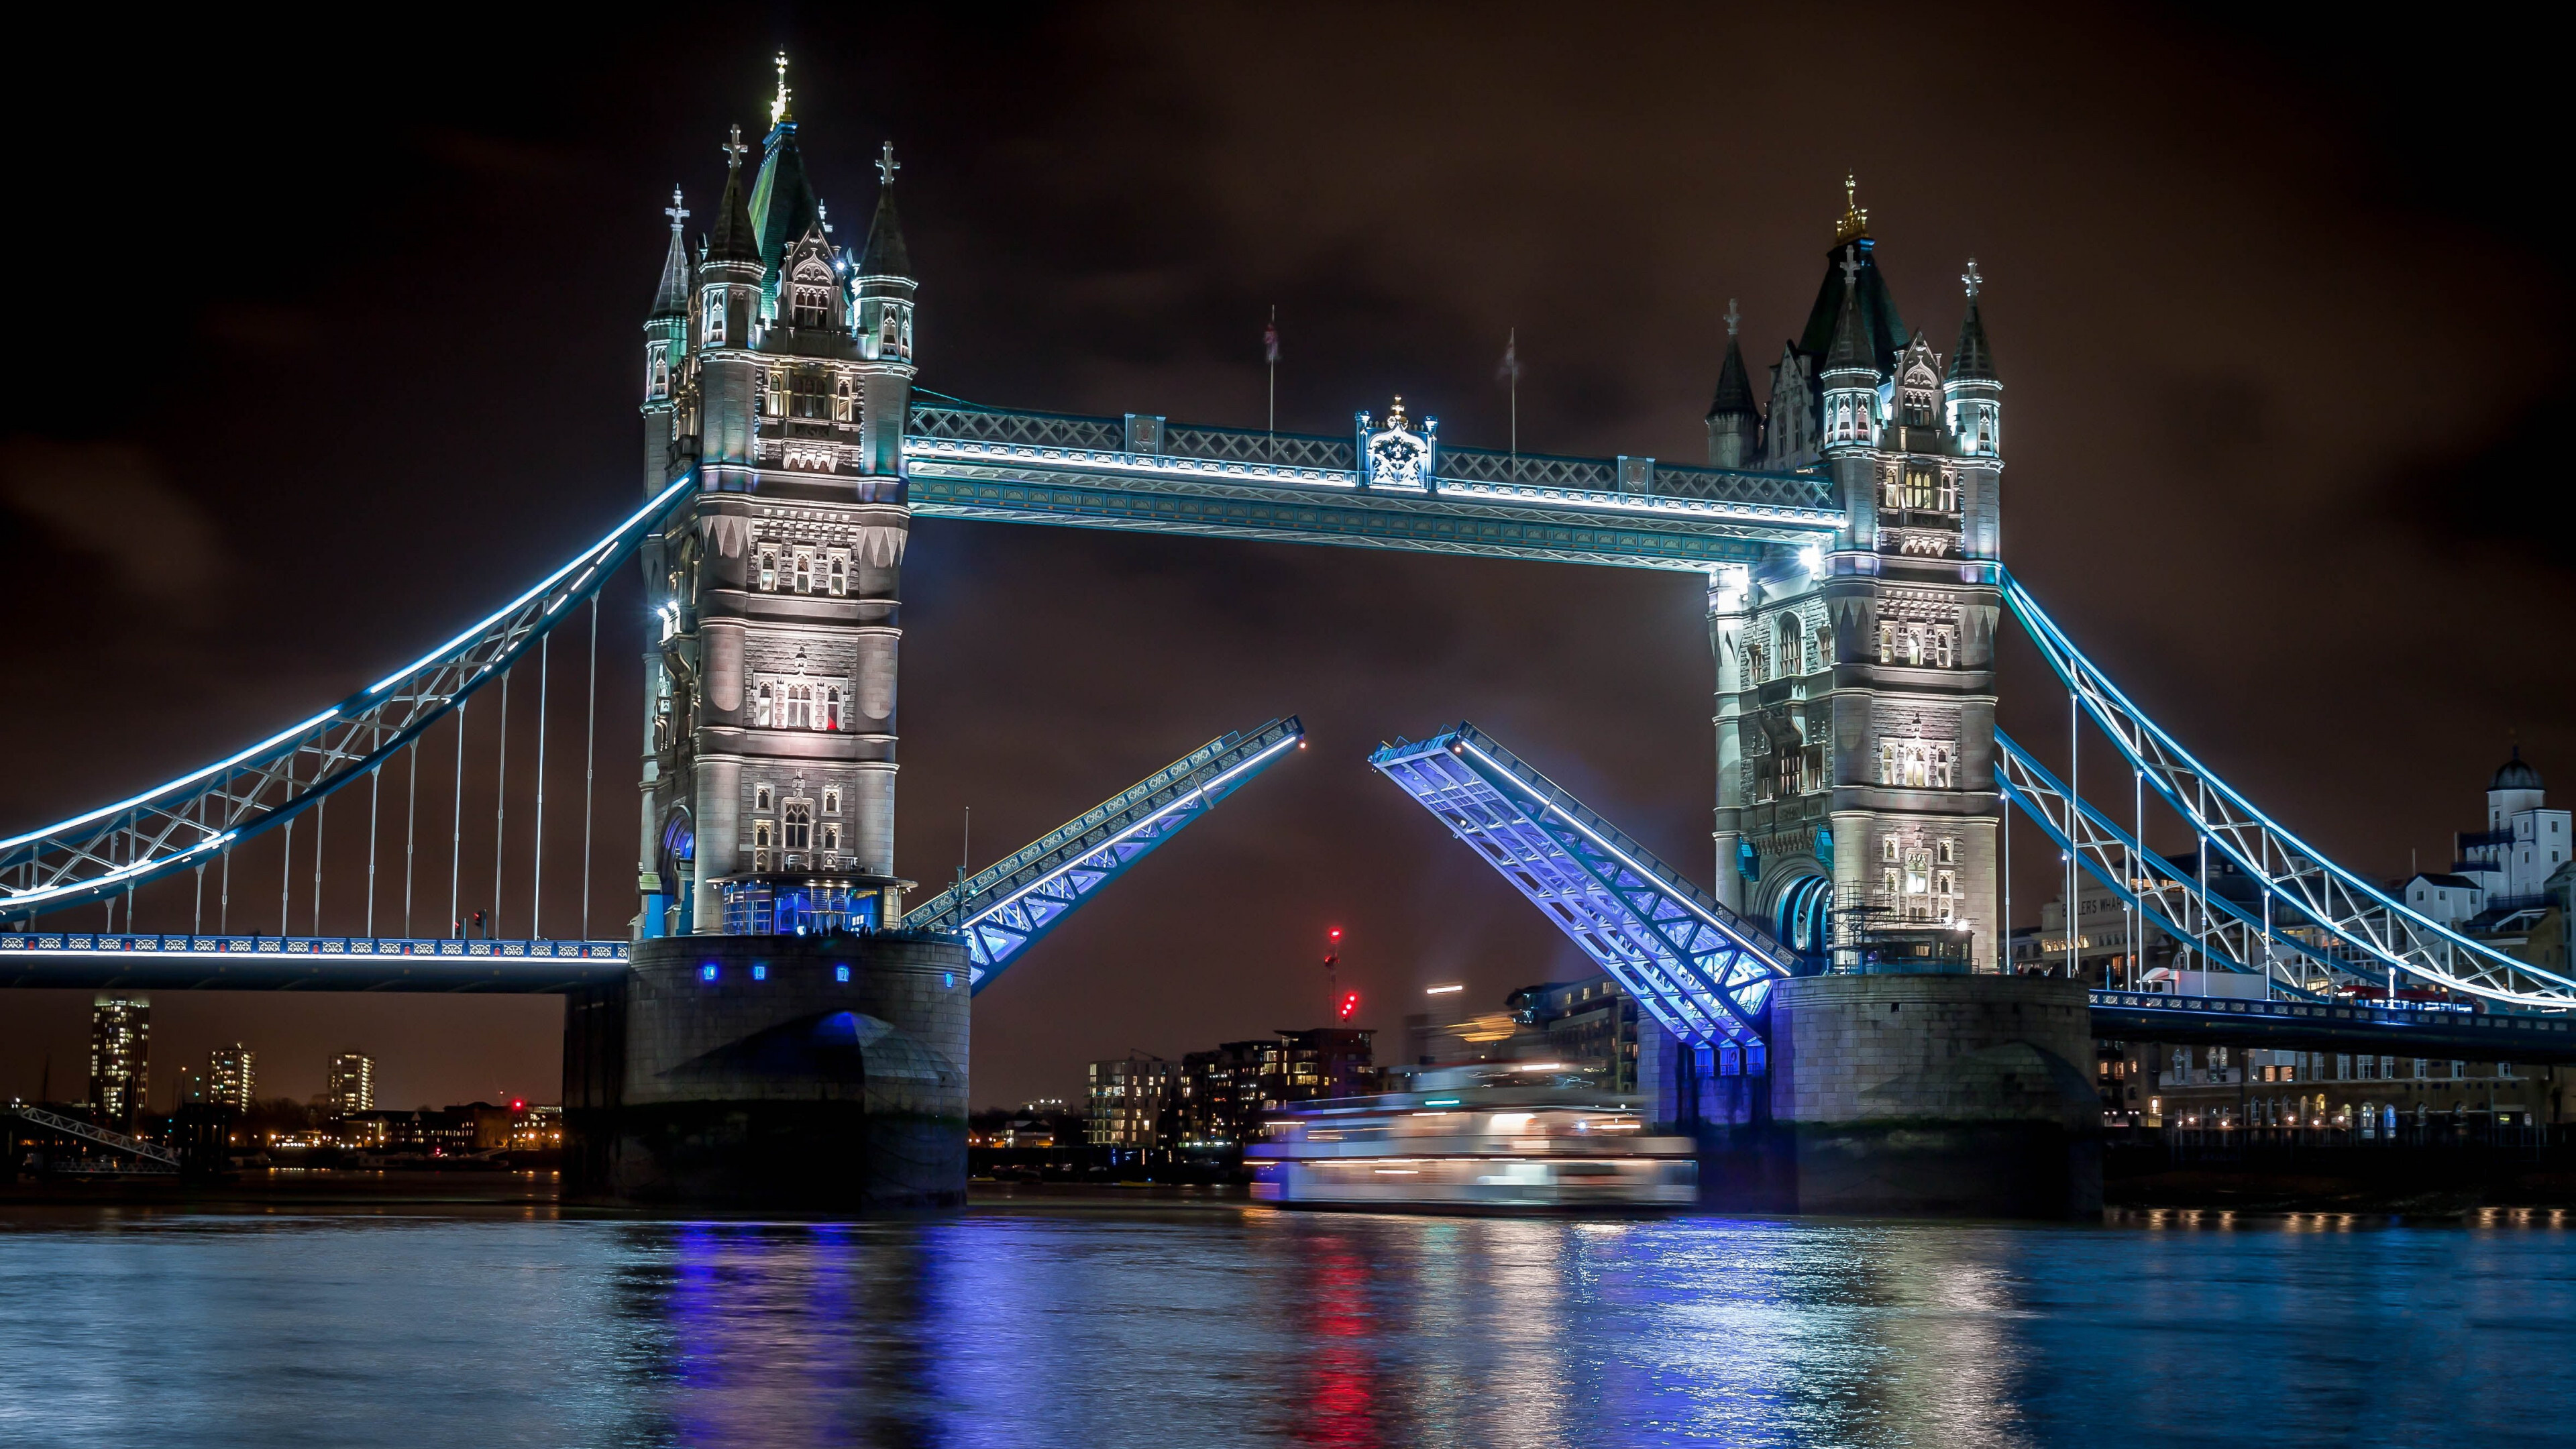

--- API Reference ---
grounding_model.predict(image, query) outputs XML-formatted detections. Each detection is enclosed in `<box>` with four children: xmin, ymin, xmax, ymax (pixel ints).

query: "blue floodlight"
<box><xmin>700</xmin><ymin>964</ymin><xmax>718</xmax><ymax>981</ymax></box>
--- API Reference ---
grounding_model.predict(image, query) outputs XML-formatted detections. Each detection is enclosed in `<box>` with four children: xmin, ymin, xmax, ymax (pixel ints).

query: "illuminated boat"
<box><xmin>1246</xmin><ymin>1062</ymin><xmax>1697</xmax><ymax>1211</ymax></box>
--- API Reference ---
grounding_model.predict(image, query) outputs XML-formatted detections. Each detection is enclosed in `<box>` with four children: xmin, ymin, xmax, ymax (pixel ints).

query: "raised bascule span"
<box><xmin>903</xmin><ymin>716</ymin><xmax>1306</xmax><ymax>991</ymax></box>
<box><xmin>1371</xmin><ymin>724</ymin><xmax>1800</xmax><ymax>1054</ymax></box>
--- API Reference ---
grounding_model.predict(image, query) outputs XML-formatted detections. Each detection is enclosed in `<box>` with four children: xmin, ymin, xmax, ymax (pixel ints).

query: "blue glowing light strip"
<box><xmin>2</xmin><ymin>476</ymin><xmax>697</xmax><ymax>918</ymax></box>
<box><xmin>2001</xmin><ymin>571</ymin><xmax>2576</xmax><ymax>1004</ymax></box>
<box><xmin>952</xmin><ymin>729</ymin><xmax>1301</xmax><ymax>929</ymax></box>
<box><xmin>0</xmin><ymin>932</ymin><xmax>629</xmax><ymax>962</ymax></box>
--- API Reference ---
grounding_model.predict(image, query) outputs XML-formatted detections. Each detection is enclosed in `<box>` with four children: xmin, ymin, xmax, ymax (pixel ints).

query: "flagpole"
<box><xmin>1265</xmin><ymin>304</ymin><xmax>1279</xmax><ymax>462</ymax></box>
<box><xmin>1507</xmin><ymin>327</ymin><xmax>1519</xmax><ymax>480</ymax></box>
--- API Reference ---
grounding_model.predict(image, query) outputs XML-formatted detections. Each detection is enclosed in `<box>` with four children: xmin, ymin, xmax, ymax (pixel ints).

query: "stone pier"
<box><xmin>564</xmin><ymin>931</ymin><xmax>971</xmax><ymax>1210</ymax></box>
<box><xmin>1648</xmin><ymin>973</ymin><xmax>2100</xmax><ymax>1217</ymax></box>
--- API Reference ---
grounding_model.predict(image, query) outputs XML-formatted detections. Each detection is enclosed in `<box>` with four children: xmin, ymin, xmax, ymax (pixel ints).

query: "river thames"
<box><xmin>3</xmin><ymin>1200</ymin><xmax>2571</xmax><ymax>1448</ymax></box>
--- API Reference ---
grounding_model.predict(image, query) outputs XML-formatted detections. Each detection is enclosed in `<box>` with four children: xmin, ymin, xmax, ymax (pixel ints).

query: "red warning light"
<box><xmin>1337</xmin><ymin>991</ymin><xmax>1360</xmax><ymax>1021</ymax></box>
<box><xmin>510</xmin><ymin>1098</ymin><xmax>527</xmax><ymax>1113</ymax></box>
<box><xmin>1327</xmin><ymin>928</ymin><xmax>1342</xmax><ymax>943</ymax></box>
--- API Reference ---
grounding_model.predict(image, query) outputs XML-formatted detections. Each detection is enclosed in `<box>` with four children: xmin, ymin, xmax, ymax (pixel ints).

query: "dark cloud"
<box><xmin>0</xmin><ymin>439</ymin><xmax>231</xmax><ymax>608</ymax></box>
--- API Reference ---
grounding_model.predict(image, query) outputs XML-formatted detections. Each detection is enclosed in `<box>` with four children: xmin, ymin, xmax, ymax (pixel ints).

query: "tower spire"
<box><xmin>707</xmin><ymin>125</ymin><xmax>761</xmax><ymax>264</ymax></box>
<box><xmin>1947</xmin><ymin>258</ymin><xmax>1996</xmax><ymax>383</ymax></box>
<box><xmin>651</xmin><ymin>186</ymin><xmax>692</xmax><ymax>317</ymax></box>
<box><xmin>1834</xmin><ymin>172</ymin><xmax>1870</xmax><ymax>244</ymax></box>
<box><xmin>1705</xmin><ymin>297</ymin><xmax>1760</xmax><ymax>468</ymax></box>
<box><xmin>859</xmin><ymin>143</ymin><xmax>911</xmax><ymax>278</ymax></box>
<box><xmin>770</xmin><ymin>51</ymin><xmax>793</xmax><ymax>128</ymax></box>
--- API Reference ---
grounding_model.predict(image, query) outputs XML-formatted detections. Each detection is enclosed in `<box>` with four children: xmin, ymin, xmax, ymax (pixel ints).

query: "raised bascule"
<box><xmin>6</xmin><ymin>80</ymin><xmax>2573</xmax><ymax>1212</ymax></box>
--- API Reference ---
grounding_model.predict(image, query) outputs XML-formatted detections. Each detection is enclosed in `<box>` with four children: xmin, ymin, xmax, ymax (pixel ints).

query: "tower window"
<box><xmin>755</xmin><ymin>684</ymin><xmax>774</xmax><ymax>729</ymax></box>
<box><xmin>828</xmin><ymin>556</ymin><xmax>847</xmax><ymax>595</ymax></box>
<box><xmin>824</xmin><ymin>686</ymin><xmax>843</xmax><ymax>731</ymax></box>
<box><xmin>703</xmin><ymin>292</ymin><xmax>725</xmax><ymax>345</ymax></box>
<box><xmin>758</xmin><ymin>551</ymin><xmax>778</xmax><ymax>591</ymax></box>
<box><xmin>835</xmin><ymin>377</ymin><xmax>856</xmax><ymax>422</ymax></box>
<box><xmin>822</xmin><ymin>822</ymin><xmax>841</xmax><ymax>854</ymax></box>
<box><xmin>784</xmin><ymin>802</ymin><xmax>812</xmax><ymax>851</ymax></box>
<box><xmin>755</xmin><ymin>784</ymin><xmax>774</xmax><ymax>812</ymax></box>
<box><xmin>792</xmin><ymin>286</ymin><xmax>830</xmax><ymax>329</ymax></box>
<box><xmin>822</xmin><ymin>788</ymin><xmax>841</xmax><ymax>815</ymax></box>
<box><xmin>794</xmin><ymin>554</ymin><xmax>812</xmax><ymax>594</ymax></box>
<box><xmin>790</xmin><ymin>368</ymin><xmax>829</xmax><ymax>419</ymax></box>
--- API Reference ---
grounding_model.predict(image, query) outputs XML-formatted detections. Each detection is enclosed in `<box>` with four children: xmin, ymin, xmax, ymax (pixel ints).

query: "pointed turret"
<box><xmin>1705</xmin><ymin>299</ymin><xmax>1762</xmax><ymax>469</ymax></box>
<box><xmin>706</xmin><ymin>125</ymin><xmax>762</xmax><ymax>266</ymax></box>
<box><xmin>1819</xmin><ymin>246</ymin><xmax>1882</xmax><ymax>451</ymax></box>
<box><xmin>858</xmin><ymin>180</ymin><xmax>911</xmax><ymax>279</ymax></box>
<box><xmin>651</xmin><ymin>186</ymin><xmax>692</xmax><ymax>318</ymax></box>
<box><xmin>1943</xmin><ymin>259</ymin><xmax>2002</xmax><ymax>458</ymax></box>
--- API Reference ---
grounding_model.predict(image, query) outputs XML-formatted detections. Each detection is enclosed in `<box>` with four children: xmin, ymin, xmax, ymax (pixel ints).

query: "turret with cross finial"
<box><xmin>1945</xmin><ymin>256</ymin><xmax>2000</xmax><ymax>453</ymax></box>
<box><xmin>1705</xmin><ymin>295</ymin><xmax>1762</xmax><ymax>468</ymax></box>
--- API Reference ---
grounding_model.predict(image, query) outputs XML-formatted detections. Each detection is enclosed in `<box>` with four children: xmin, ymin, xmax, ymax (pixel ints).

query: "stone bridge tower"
<box><xmin>635</xmin><ymin>71</ymin><xmax>918</xmax><ymax>939</ymax></box>
<box><xmin>1708</xmin><ymin>184</ymin><xmax>2004</xmax><ymax>971</ymax></box>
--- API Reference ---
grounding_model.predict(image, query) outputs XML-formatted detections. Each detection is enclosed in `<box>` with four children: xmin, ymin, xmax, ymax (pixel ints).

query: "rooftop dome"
<box><xmin>2490</xmin><ymin>745</ymin><xmax>2544</xmax><ymax>792</ymax></box>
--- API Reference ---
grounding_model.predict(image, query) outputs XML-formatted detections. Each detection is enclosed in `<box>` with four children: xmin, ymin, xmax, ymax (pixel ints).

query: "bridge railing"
<box><xmin>906</xmin><ymin>400</ymin><xmax>1837</xmax><ymax>513</ymax></box>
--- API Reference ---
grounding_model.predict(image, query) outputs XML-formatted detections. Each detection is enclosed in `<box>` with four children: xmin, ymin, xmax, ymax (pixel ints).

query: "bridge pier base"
<box><xmin>563</xmin><ymin>932</ymin><xmax>971</xmax><ymax>1210</ymax></box>
<box><xmin>1651</xmin><ymin>975</ymin><xmax>2101</xmax><ymax>1217</ymax></box>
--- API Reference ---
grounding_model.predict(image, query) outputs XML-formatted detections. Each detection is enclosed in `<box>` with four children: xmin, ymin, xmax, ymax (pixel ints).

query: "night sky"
<box><xmin>2</xmin><ymin>8</ymin><xmax>2567</xmax><ymax>1112</ymax></box>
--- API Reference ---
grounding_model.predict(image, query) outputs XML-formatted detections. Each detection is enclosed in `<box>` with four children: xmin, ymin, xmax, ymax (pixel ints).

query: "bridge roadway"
<box><xmin>13</xmin><ymin>926</ymin><xmax>2575</xmax><ymax>1063</ymax></box>
<box><xmin>899</xmin><ymin>401</ymin><xmax>1841</xmax><ymax>571</ymax></box>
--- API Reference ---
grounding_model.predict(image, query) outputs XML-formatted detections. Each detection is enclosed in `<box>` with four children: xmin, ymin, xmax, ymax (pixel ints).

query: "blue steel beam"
<box><xmin>0</xmin><ymin>932</ymin><xmax>629</xmax><ymax>992</ymax></box>
<box><xmin>0</xmin><ymin>476</ymin><xmax>699</xmax><ymax>925</ymax></box>
<box><xmin>2088</xmin><ymin>989</ymin><xmax>2576</xmax><ymax>1063</ymax></box>
<box><xmin>1370</xmin><ymin>723</ymin><xmax>1800</xmax><ymax>1046</ymax></box>
<box><xmin>903</xmin><ymin>402</ymin><xmax>1839</xmax><ymax>572</ymax></box>
<box><xmin>2000</xmin><ymin>570</ymin><xmax>2576</xmax><ymax>1008</ymax></box>
<box><xmin>904</xmin><ymin>717</ymin><xmax>1305</xmax><ymax>992</ymax></box>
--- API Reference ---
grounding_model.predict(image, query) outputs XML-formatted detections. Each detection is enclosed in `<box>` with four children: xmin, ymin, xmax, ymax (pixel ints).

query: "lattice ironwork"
<box><xmin>1371</xmin><ymin>723</ymin><xmax>1799</xmax><ymax>1046</ymax></box>
<box><xmin>1652</xmin><ymin>462</ymin><xmax>1839</xmax><ymax>510</ymax></box>
<box><xmin>2002</xmin><ymin>570</ymin><xmax>2576</xmax><ymax>1008</ymax></box>
<box><xmin>1162</xmin><ymin>423</ymin><xmax>1354</xmax><ymax>471</ymax></box>
<box><xmin>0</xmin><ymin>478</ymin><xmax>698</xmax><ymax>925</ymax></box>
<box><xmin>1437</xmin><ymin>447</ymin><xmax>1616</xmax><ymax>491</ymax></box>
<box><xmin>906</xmin><ymin>403</ymin><xmax>1124</xmax><ymax>452</ymax></box>
<box><xmin>3</xmin><ymin>1102</ymin><xmax>181</xmax><ymax>1168</ymax></box>
<box><xmin>905</xmin><ymin>717</ymin><xmax>1304</xmax><ymax>991</ymax></box>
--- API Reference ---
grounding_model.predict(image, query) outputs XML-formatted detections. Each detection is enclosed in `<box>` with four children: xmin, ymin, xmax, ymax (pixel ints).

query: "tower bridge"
<box><xmin>5</xmin><ymin>78</ymin><xmax>2569</xmax><ymax>1211</ymax></box>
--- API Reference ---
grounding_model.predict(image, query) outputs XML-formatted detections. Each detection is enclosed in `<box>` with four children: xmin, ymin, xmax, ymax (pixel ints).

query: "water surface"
<box><xmin>2</xmin><ymin>1202</ymin><xmax>2569</xmax><ymax>1447</ymax></box>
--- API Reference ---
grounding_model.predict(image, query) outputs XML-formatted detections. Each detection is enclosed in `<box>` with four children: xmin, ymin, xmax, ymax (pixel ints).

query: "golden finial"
<box><xmin>1386</xmin><ymin>395</ymin><xmax>1409</xmax><ymax>430</ymax></box>
<box><xmin>770</xmin><ymin>52</ymin><xmax>793</xmax><ymax>127</ymax></box>
<box><xmin>1834</xmin><ymin>172</ymin><xmax>1870</xmax><ymax>244</ymax></box>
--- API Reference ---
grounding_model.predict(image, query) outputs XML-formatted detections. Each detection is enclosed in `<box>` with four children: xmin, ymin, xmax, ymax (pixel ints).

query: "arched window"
<box><xmin>784</xmin><ymin>802</ymin><xmax>812</xmax><ymax>851</ymax></box>
<box><xmin>786</xmin><ymin>686</ymin><xmax>810</xmax><ymax>730</ymax></box>
<box><xmin>758</xmin><ymin>551</ymin><xmax>777</xmax><ymax>591</ymax></box>
<box><xmin>755</xmin><ymin>784</ymin><xmax>774</xmax><ymax>812</ymax></box>
<box><xmin>792</xmin><ymin>285</ymin><xmax>830</xmax><ymax>329</ymax></box>
<box><xmin>821</xmin><ymin>822</ymin><xmax>841</xmax><ymax>854</ymax></box>
<box><xmin>794</xmin><ymin>555</ymin><xmax>811</xmax><ymax>594</ymax></box>
<box><xmin>703</xmin><ymin>292</ymin><xmax>725</xmax><ymax>345</ymax></box>
<box><xmin>828</xmin><ymin>557</ymin><xmax>846</xmax><ymax>595</ymax></box>
<box><xmin>755</xmin><ymin>684</ymin><xmax>774</xmax><ymax>728</ymax></box>
<box><xmin>822</xmin><ymin>787</ymin><xmax>840</xmax><ymax>815</ymax></box>
<box><xmin>824</xmin><ymin>686</ymin><xmax>842</xmax><ymax>731</ymax></box>
<box><xmin>834</xmin><ymin>377</ymin><xmax>855</xmax><ymax>422</ymax></box>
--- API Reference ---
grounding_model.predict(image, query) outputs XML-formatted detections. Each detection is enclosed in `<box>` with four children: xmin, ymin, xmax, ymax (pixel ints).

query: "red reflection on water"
<box><xmin>1293</xmin><ymin>1236</ymin><xmax>1381</xmax><ymax>1449</ymax></box>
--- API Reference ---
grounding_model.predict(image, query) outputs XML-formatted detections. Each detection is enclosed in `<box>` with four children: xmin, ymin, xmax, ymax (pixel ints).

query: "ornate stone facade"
<box><xmin>634</xmin><ymin>74</ymin><xmax>917</xmax><ymax>937</ymax></box>
<box><xmin>1709</xmin><ymin>190</ymin><xmax>2004</xmax><ymax>967</ymax></box>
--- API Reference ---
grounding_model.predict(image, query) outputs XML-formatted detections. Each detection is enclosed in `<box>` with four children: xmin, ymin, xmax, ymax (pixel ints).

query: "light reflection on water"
<box><xmin>2</xmin><ymin>1206</ymin><xmax>2571</xmax><ymax>1448</ymax></box>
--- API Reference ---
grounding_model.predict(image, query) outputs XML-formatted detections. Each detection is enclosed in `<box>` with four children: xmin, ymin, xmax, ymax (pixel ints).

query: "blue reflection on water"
<box><xmin>3</xmin><ymin>1208</ymin><xmax>2573</xmax><ymax>1448</ymax></box>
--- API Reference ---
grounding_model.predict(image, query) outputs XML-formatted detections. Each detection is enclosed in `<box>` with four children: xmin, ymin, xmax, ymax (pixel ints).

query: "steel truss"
<box><xmin>904</xmin><ymin>717</ymin><xmax>1305</xmax><ymax>991</ymax></box>
<box><xmin>3</xmin><ymin>1102</ymin><xmax>181</xmax><ymax>1169</ymax></box>
<box><xmin>1371</xmin><ymin>724</ymin><xmax>1799</xmax><ymax>1046</ymax></box>
<box><xmin>1996</xmin><ymin>729</ymin><xmax>2352</xmax><ymax>992</ymax></box>
<box><xmin>903</xmin><ymin>401</ymin><xmax>1839</xmax><ymax>573</ymax></box>
<box><xmin>0</xmin><ymin>477</ymin><xmax>698</xmax><ymax>925</ymax></box>
<box><xmin>2001</xmin><ymin>572</ymin><xmax>2576</xmax><ymax>1008</ymax></box>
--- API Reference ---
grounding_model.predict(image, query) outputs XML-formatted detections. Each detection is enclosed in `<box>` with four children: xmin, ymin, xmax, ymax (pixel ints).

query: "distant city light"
<box><xmin>1425</xmin><ymin>983</ymin><xmax>1465</xmax><ymax>995</ymax></box>
<box><xmin>836</xmin><ymin>965</ymin><xmax>851</xmax><ymax>982</ymax></box>
<box><xmin>753</xmin><ymin>965</ymin><xmax>767</xmax><ymax>981</ymax></box>
<box><xmin>700</xmin><ymin>964</ymin><xmax>718</xmax><ymax>981</ymax></box>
